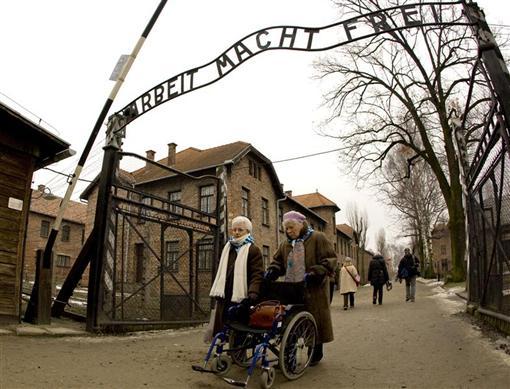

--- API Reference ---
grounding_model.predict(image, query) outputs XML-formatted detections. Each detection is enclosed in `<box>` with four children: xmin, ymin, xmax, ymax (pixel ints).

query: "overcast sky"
<box><xmin>1</xmin><ymin>0</ymin><xmax>509</xmax><ymax>249</ymax></box>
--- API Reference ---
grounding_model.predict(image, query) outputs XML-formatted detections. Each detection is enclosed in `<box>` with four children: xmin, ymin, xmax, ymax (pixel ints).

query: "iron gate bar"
<box><xmin>481</xmin><ymin>166</ymin><xmax>505</xmax><ymax>305</ymax></box>
<box><xmin>120</xmin><ymin>208</ymin><xmax>126</xmax><ymax>320</ymax></box>
<box><xmin>112</xmin><ymin>210</ymin><xmax>207</xmax><ymax>316</ymax></box>
<box><xmin>468</xmin><ymin>106</ymin><xmax>501</xmax><ymax>187</ymax></box>
<box><xmin>112</xmin><ymin>185</ymin><xmax>217</xmax><ymax>229</ymax></box>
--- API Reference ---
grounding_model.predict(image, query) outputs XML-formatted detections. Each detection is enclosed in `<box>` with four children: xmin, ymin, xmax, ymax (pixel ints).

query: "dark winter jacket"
<box><xmin>367</xmin><ymin>255</ymin><xmax>389</xmax><ymax>286</ymax></box>
<box><xmin>213</xmin><ymin>244</ymin><xmax>264</xmax><ymax>334</ymax></box>
<box><xmin>268</xmin><ymin>230</ymin><xmax>337</xmax><ymax>343</ymax></box>
<box><xmin>398</xmin><ymin>254</ymin><xmax>420</xmax><ymax>279</ymax></box>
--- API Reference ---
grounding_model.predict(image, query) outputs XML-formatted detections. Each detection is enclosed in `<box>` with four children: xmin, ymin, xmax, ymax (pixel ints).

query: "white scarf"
<box><xmin>209</xmin><ymin>235</ymin><xmax>251</xmax><ymax>303</ymax></box>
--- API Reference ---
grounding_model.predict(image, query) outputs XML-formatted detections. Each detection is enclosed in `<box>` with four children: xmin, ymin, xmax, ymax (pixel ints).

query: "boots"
<box><xmin>310</xmin><ymin>343</ymin><xmax>323</xmax><ymax>366</ymax></box>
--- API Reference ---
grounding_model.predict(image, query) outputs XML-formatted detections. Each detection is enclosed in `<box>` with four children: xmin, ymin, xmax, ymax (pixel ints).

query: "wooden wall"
<box><xmin>0</xmin><ymin>143</ymin><xmax>33</xmax><ymax>321</ymax></box>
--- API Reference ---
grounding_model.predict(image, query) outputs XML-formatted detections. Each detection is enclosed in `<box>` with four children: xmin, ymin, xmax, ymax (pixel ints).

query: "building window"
<box><xmin>198</xmin><ymin>239</ymin><xmax>214</xmax><ymax>271</ymax></box>
<box><xmin>56</xmin><ymin>254</ymin><xmax>70</xmax><ymax>267</ymax></box>
<box><xmin>278</xmin><ymin>207</ymin><xmax>283</xmax><ymax>232</ymax></box>
<box><xmin>262</xmin><ymin>245</ymin><xmax>270</xmax><ymax>269</ymax></box>
<box><xmin>40</xmin><ymin>220</ymin><xmax>50</xmax><ymax>238</ymax></box>
<box><xmin>200</xmin><ymin>185</ymin><xmax>215</xmax><ymax>213</ymax></box>
<box><xmin>261</xmin><ymin>198</ymin><xmax>269</xmax><ymax>226</ymax></box>
<box><xmin>241</xmin><ymin>187</ymin><xmax>250</xmax><ymax>217</ymax></box>
<box><xmin>139</xmin><ymin>196</ymin><xmax>151</xmax><ymax>223</ymax></box>
<box><xmin>440</xmin><ymin>245</ymin><xmax>447</xmax><ymax>255</ymax></box>
<box><xmin>165</xmin><ymin>240</ymin><xmax>180</xmax><ymax>272</ymax></box>
<box><xmin>135</xmin><ymin>243</ymin><xmax>145</xmax><ymax>282</ymax></box>
<box><xmin>249</xmin><ymin>160</ymin><xmax>262</xmax><ymax>180</ymax></box>
<box><xmin>61</xmin><ymin>225</ymin><xmax>70</xmax><ymax>242</ymax></box>
<box><xmin>168</xmin><ymin>190</ymin><xmax>181</xmax><ymax>213</ymax></box>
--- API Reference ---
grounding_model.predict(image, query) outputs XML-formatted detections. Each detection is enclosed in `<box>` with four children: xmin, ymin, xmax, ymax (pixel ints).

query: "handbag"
<box><xmin>345</xmin><ymin>266</ymin><xmax>360</xmax><ymax>286</ymax></box>
<box><xmin>386</xmin><ymin>281</ymin><xmax>393</xmax><ymax>291</ymax></box>
<box><xmin>248</xmin><ymin>300</ymin><xmax>286</xmax><ymax>329</ymax></box>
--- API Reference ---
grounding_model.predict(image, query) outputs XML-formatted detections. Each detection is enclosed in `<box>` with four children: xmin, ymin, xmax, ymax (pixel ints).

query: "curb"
<box><xmin>0</xmin><ymin>324</ymin><xmax>87</xmax><ymax>337</ymax></box>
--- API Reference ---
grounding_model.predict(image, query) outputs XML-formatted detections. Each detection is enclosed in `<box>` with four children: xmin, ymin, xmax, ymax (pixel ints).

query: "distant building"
<box><xmin>431</xmin><ymin>223</ymin><xmax>452</xmax><ymax>278</ymax></box>
<box><xmin>23</xmin><ymin>185</ymin><xmax>87</xmax><ymax>286</ymax></box>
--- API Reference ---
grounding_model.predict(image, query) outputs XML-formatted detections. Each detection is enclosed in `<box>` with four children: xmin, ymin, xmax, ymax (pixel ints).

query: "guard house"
<box><xmin>0</xmin><ymin>102</ymin><xmax>72</xmax><ymax>323</ymax></box>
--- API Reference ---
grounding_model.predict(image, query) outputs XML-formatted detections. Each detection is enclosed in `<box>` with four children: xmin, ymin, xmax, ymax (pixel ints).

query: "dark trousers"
<box><xmin>342</xmin><ymin>292</ymin><xmax>355</xmax><ymax>307</ymax></box>
<box><xmin>372</xmin><ymin>284</ymin><xmax>384</xmax><ymax>304</ymax></box>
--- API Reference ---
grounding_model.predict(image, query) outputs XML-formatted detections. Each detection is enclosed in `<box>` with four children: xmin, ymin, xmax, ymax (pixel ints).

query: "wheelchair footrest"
<box><xmin>222</xmin><ymin>377</ymin><xmax>248</xmax><ymax>387</ymax></box>
<box><xmin>191</xmin><ymin>365</ymin><xmax>216</xmax><ymax>374</ymax></box>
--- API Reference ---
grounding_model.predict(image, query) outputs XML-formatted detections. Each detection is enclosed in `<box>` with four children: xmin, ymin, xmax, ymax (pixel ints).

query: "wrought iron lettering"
<box><xmin>113</xmin><ymin>2</ymin><xmax>467</xmax><ymax>131</ymax></box>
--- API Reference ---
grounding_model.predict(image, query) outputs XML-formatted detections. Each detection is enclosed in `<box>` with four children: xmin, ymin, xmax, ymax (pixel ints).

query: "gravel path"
<box><xmin>1</xmin><ymin>280</ymin><xmax>509</xmax><ymax>388</ymax></box>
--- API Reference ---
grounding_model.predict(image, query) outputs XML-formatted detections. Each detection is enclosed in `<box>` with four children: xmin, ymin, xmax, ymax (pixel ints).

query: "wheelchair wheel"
<box><xmin>259</xmin><ymin>367</ymin><xmax>276</xmax><ymax>389</ymax></box>
<box><xmin>210</xmin><ymin>355</ymin><xmax>232</xmax><ymax>376</ymax></box>
<box><xmin>278</xmin><ymin>311</ymin><xmax>316</xmax><ymax>380</ymax></box>
<box><xmin>228</xmin><ymin>330</ymin><xmax>255</xmax><ymax>367</ymax></box>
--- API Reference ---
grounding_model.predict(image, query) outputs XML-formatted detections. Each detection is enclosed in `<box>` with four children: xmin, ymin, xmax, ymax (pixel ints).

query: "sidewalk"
<box><xmin>0</xmin><ymin>316</ymin><xmax>87</xmax><ymax>337</ymax></box>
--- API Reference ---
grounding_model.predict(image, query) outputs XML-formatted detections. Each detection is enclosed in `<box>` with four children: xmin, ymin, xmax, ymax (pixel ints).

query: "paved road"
<box><xmin>1</xmin><ymin>280</ymin><xmax>509</xmax><ymax>388</ymax></box>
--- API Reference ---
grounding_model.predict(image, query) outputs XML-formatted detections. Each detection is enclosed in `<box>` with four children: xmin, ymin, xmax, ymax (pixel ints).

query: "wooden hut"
<box><xmin>0</xmin><ymin>101</ymin><xmax>71</xmax><ymax>322</ymax></box>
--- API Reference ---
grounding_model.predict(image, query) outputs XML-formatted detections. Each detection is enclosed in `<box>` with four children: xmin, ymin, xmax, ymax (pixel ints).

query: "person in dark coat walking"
<box><xmin>208</xmin><ymin>216</ymin><xmax>264</xmax><ymax>336</ymax></box>
<box><xmin>367</xmin><ymin>254</ymin><xmax>389</xmax><ymax>305</ymax></box>
<box><xmin>397</xmin><ymin>248</ymin><xmax>420</xmax><ymax>302</ymax></box>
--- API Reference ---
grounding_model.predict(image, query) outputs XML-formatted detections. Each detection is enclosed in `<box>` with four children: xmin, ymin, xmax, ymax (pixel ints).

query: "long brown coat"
<box><xmin>212</xmin><ymin>243</ymin><xmax>264</xmax><ymax>334</ymax></box>
<box><xmin>268</xmin><ymin>231</ymin><xmax>337</xmax><ymax>343</ymax></box>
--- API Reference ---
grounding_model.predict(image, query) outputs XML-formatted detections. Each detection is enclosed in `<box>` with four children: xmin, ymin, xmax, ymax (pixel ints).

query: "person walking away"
<box><xmin>329</xmin><ymin>259</ymin><xmax>340</xmax><ymax>304</ymax></box>
<box><xmin>208</xmin><ymin>216</ymin><xmax>264</xmax><ymax>336</ymax></box>
<box><xmin>397</xmin><ymin>248</ymin><xmax>420</xmax><ymax>302</ymax></box>
<box><xmin>367</xmin><ymin>254</ymin><xmax>389</xmax><ymax>305</ymax></box>
<box><xmin>265</xmin><ymin>210</ymin><xmax>337</xmax><ymax>366</ymax></box>
<box><xmin>339</xmin><ymin>257</ymin><xmax>358</xmax><ymax>310</ymax></box>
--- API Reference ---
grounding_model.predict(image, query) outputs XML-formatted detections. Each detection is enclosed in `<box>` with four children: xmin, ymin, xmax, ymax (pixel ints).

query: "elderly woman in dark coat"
<box><xmin>265</xmin><ymin>210</ymin><xmax>337</xmax><ymax>366</ymax></box>
<box><xmin>367</xmin><ymin>254</ymin><xmax>389</xmax><ymax>305</ymax></box>
<box><xmin>209</xmin><ymin>216</ymin><xmax>264</xmax><ymax>336</ymax></box>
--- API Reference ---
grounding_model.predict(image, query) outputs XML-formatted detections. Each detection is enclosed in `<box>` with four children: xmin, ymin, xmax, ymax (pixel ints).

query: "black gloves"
<box><xmin>305</xmin><ymin>265</ymin><xmax>327</xmax><ymax>287</ymax></box>
<box><xmin>264</xmin><ymin>269</ymin><xmax>279</xmax><ymax>281</ymax></box>
<box><xmin>309</xmin><ymin>265</ymin><xmax>327</xmax><ymax>277</ymax></box>
<box><xmin>239</xmin><ymin>292</ymin><xmax>259</xmax><ymax>308</ymax></box>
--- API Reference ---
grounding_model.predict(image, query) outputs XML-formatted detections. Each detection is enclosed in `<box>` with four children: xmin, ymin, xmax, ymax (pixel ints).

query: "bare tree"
<box><xmin>315</xmin><ymin>0</ymin><xmax>488</xmax><ymax>281</ymax></box>
<box><xmin>346</xmin><ymin>201</ymin><xmax>369</xmax><ymax>280</ymax></box>
<box><xmin>380</xmin><ymin>146</ymin><xmax>447</xmax><ymax>276</ymax></box>
<box><xmin>375</xmin><ymin>228</ymin><xmax>387</xmax><ymax>258</ymax></box>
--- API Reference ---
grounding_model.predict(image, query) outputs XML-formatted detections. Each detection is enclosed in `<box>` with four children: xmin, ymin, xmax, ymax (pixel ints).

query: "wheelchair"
<box><xmin>192</xmin><ymin>281</ymin><xmax>317</xmax><ymax>388</ymax></box>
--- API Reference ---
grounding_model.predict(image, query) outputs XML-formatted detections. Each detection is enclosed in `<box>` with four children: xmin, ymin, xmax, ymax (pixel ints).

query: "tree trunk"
<box><xmin>447</xmin><ymin>190</ymin><xmax>467</xmax><ymax>282</ymax></box>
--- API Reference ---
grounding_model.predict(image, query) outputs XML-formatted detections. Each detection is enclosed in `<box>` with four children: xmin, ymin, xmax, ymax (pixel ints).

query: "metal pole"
<box><xmin>39</xmin><ymin>1</ymin><xmax>167</xmax><ymax>324</ymax></box>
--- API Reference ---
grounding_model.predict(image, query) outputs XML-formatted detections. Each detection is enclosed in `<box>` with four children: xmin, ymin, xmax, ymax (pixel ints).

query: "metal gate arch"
<box><xmin>87</xmin><ymin>133</ymin><xmax>223</xmax><ymax>331</ymax></box>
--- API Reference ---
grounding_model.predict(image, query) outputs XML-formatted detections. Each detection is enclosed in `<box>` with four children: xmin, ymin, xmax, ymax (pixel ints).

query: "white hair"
<box><xmin>232</xmin><ymin>216</ymin><xmax>252</xmax><ymax>232</ymax></box>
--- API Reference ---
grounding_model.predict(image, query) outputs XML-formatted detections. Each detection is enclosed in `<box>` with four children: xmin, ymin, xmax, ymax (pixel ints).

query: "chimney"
<box><xmin>167</xmin><ymin>142</ymin><xmax>177</xmax><ymax>166</ymax></box>
<box><xmin>285</xmin><ymin>190</ymin><xmax>292</xmax><ymax>197</ymax></box>
<box><xmin>145</xmin><ymin>150</ymin><xmax>155</xmax><ymax>167</ymax></box>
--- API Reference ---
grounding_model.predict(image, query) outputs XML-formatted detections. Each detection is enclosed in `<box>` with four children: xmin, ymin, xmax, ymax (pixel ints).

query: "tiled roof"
<box><xmin>30</xmin><ymin>190</ymin><xmax>87</xmax><ymax>224</ymax></box>
<box><xmin>131</xmin><ymin>141</ymin><xmax>251</xmax><ymax>183</ymax></box>
<box><xmin>292</xmin><ymin>192</ymin><xmax>340</xmax><ymax>211</ymax></box>
<box><xmin>336</xmin><ymin>223</ymin><xmax>354</xmax><ymax>239</ymax></box>
<box><xmin>80</xmin><ymin>169</ymin><xmax>137</xmax><ymax>200</ymax></box>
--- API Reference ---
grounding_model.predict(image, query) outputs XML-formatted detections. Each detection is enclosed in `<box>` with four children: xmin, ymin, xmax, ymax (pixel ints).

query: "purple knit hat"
<box><xmin>283</xmin><ymin>210</ymin><xmax>306</xmax><ymax>223</ymax></box>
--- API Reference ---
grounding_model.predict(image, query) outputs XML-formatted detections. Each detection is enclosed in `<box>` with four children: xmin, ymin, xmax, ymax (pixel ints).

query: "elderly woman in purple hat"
<box><xmin>265</xmin><ymin>210</ymin><xmax>337</xmax><ymax>366</ymax></box>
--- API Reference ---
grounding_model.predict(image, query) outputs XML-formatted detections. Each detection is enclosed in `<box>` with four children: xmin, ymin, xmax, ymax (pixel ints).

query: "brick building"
<box><xmin>77</xmin><ymin>140</ymin><xmax>354</xmax><ymax>319</ymax></box>
<box><xmin>23</xmin><ymin>185</ymin><xmax>87</xmax><ymax>286</ymax></box>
